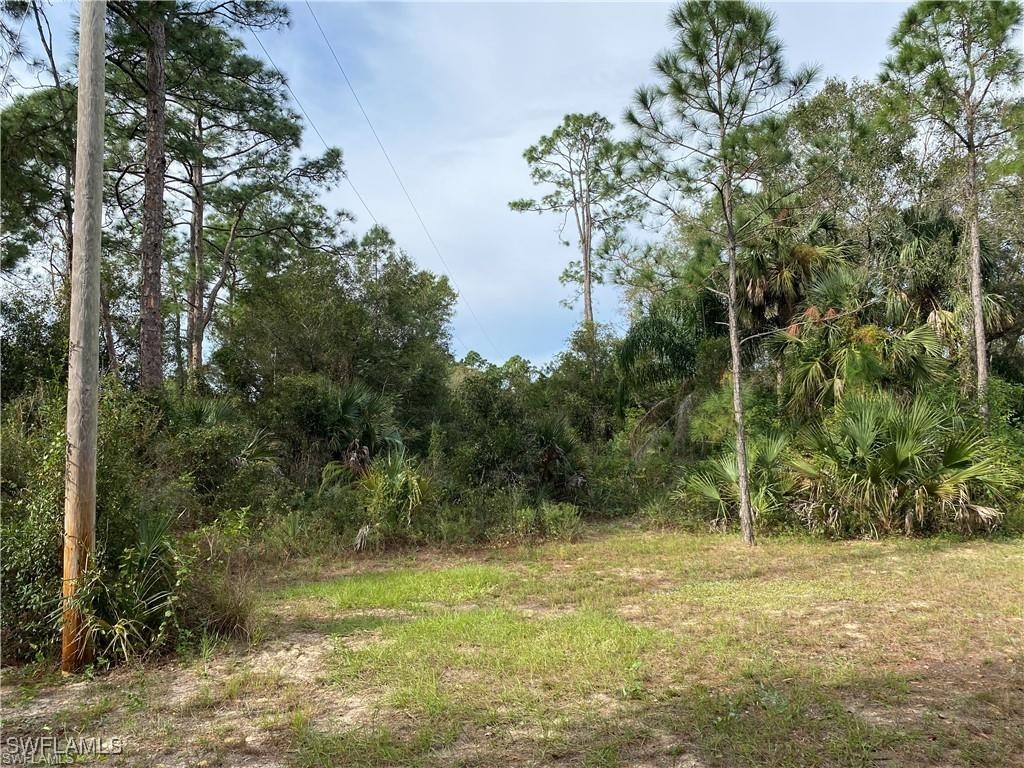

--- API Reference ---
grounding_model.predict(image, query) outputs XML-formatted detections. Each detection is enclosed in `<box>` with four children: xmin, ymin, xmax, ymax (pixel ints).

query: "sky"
<box><xmin>5</xmin><ymin>1</ymin><xmax>912</xmax><ymax>365</ymax></box>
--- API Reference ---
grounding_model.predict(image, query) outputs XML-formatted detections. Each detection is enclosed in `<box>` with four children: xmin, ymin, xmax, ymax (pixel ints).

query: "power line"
<box><xmin>249</xmin><ymin>28</ymin><xmax>378</xmax><ymax>226</ymax></box>
<box><xmin>250</xmin><ymin>26</ymin><xmax>475</xmax><ymax>359</ymax></box>
<box><xmin>304</xmin><ymin>1</ymin><xmax>499</xmax><ymax>359</ymax></box>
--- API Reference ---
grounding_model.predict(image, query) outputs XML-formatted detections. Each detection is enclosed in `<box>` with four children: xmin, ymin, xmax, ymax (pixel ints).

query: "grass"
<box><xmin>333</xmin><ymin>608</ymin><xmax>655</xmax><ymax>719</ymax></box>
<box><xmin>3</xmin><ymin>526</ymin><xmax>1022</xmax><ymax>767</ymax></box>
<box><xmin>276</xmin><ymin>563</ymin><xmax>509</xmax><ymax>611</ymax></box>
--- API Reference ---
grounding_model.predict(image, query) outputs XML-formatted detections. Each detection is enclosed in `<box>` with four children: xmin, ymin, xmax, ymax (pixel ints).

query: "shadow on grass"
<box><xmin>290</xmin><ymin>656</ymin><xmax>1024</xmax><ymax>768</ymax></box>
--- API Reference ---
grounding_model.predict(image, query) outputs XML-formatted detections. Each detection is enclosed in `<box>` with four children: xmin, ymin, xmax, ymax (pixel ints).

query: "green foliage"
<box><xmin>5</xmin><ymin>0</ymin><xmax>1024</xmax><ymax>676</ymax></box>
<box><xmin>213</xmin><ymin>227</ymin><xmax>456</xmax><ymax>451</ymax></box>
<box><xmin>505</xmin><ymin>502</ymin><xmax>582</xmax><ymax>541</ymax></box>
<box><xmin>883</xmin><ymin>0</ymin><xmax>1022</xmax><ymax>149</ymax></box>
<box><xmin>0</xmin><ymin>86</ymin><xmax>74</xmax><ymax>270</ymax></box>
<box><xmin>350</xmin><ymin>448</ymin><xmax>428</xmax><ymax>551</ymax></box>
<box><xmin>675</xmin><ymin>432</ymin><xmax>794</xmax><ymax>529</ymax></box>
<box><xmin>582</xmin><ymin>409</ymin><xmax>676</xmax><ymax>517</ymax></box>
<box><xmin>0</xmin><ymin>384</ymin><xmax>286</xmax><ymax>663</ymax></box>
<box><xmin>790</xmin><ymin>391</ymin><xmax>1017</xmax><ymax>536</ymax></box>
<box><xmin>263</xmin><ymin>374</ymin><xmax>401</xmax><ymax>485</ymax></box>
<box><xmin>0</xmin><ymin>292</ymin><xmax>67</xmax><ymax>403</ymax></box>
<box><xmin>71</xmin><ymin>513</ymin><xmax>186</xmax><ymax>665</ymax></box>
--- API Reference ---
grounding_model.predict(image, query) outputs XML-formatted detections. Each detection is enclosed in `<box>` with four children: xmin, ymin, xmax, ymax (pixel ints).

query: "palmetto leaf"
<box><xmin>791</xmin><ymin>389</ymin><xmax>1017</xmax><ymax>533</ymax></box>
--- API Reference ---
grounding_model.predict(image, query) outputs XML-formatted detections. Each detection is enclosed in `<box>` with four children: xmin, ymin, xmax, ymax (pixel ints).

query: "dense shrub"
<box><xmin>675</xmin><ymin>432</ymin><xmax>795</xmax><ymax>530</ymax></box>
<box><xmin>582</xmin><ymin>409</ymin><xmax>676</xmax><ymax>517</ymax></box>
<box><xmin>505</xmin><ymin>501</ymin><xmax>582</xmax><ymax>540</ymax></box>
<box><xmin>0</xmin><ymin>383</ymin><xmax>293</xmax><ymax>664</ymax></box>
<box><xmin>790</xmin><ymin>392</ymin><xmax>1016</xmax><ymax>536</ymax></box>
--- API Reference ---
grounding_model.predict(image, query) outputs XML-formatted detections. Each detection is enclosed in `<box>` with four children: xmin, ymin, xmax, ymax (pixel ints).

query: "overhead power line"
<box><xmin>249</xmin><ymin>28</ymin><xmax>378</xmax><ymax>226</ymax></box>
<box><xmin>250</xmin><ymin>26</ymin><xmax>476</xmax><ymax>358</ymax></box>
<box><xmin>304</xmin><ymin>1</ymin><xmax>499</xmax><ymax>359</ymax></box>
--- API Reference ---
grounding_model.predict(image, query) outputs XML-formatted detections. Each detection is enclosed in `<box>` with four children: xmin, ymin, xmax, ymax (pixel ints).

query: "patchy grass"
<box><xmin>3</xmin><ymin>527</ymin><xmax>1022</xmax><ymax>767</ymax></box>
<box><xmin>276</xmin><ymin>564</ymin><xmax>509</xmax><ymax>611</ymax></box>
<box><xmin>333</xmin><ymin>608</ymin><xmax>655</xmax><ymax>719</ymax></box>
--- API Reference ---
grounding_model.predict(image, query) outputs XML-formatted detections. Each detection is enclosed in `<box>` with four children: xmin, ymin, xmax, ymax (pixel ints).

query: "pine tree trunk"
<box><xmin>174</xmin><ymin>304</ymin><xmax>185</xmax><ymax>393</ymax></box>
<box><xmin>100</xmin><ymin>283</ymin><xmax>119</xmax><ymax>377</ymax></box>
<box><xmin>62</xmin><ymin>0</ymin><xmax>105</xmax><ymax>673</ymax></box>
<box><xmin>722</xmin><ymin>181</ymin><xmax>755</xmax><ymax>546</ymax></box>
<box><xmin>138</xmin><ymin>11</ymin><xmax>167</xmax><ymax>389</ymax></box>
<box><xmin>967</xmin><ymin>151</ymin><xmax>989</xmax><ymax>421</ymax></box>
<box><xmin>187</xmin><ymin>118</ymin><xmax>205</xmax><ymax>390</ymax></box>
<box><xmin>582</xmin><ymin>213</ymin><xmax>594</xmax><ymax>326</ymax></box>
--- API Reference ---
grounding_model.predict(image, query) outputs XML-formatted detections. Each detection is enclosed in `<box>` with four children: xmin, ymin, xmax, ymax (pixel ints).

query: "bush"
<box><xmin>0</xmin><ymin>384</ymin><xmax>288</xmax><ymax>664</ymax></box>
<box><xmin>178</xmin><ymin>571</ymin><xmax>254</xmax><ymax>641</ymax></box>
<box><xmin>790</xmin><ymin>391</ymin><xmax>1018</xmax><ymax>536</ymax></box>
<box><xmin>583</xmin><ymin>409</ymin><xmax>675</xmax><ymax>517</ymax></box>
<box><xmin>503</xmin><ymin>502</ymin><xmax>581</xmax><ymax>541</ymax></box>
<box><xmin>674</xmin><ymin>432</ymin><xmax>795</xmax><ymax>530</ymax></box>
<box><xmin>320</xmin><ymin>447</ymin><xmax>429</xmax><ymax>551</ymax></box>
<box><xmin>538</xmin><ymin>501</ymin><xmax>582</xmax><ymax>539</ymax></box>
<box><xmin>72</xmin><ymin>513</ymin><xmax>186</xmax><ymax>665</ymax></box>
<box><xmin>419</xmin><ymin>485</ymin><xmax>529</xmax><ymax>544</ymax></box>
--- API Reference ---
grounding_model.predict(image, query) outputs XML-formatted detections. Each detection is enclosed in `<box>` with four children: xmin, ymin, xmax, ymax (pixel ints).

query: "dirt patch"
<box><xmin>248</xmin><ymin>630</ymin><xmax>335</xmax><ymax>682</ymax></box>
<box><xmin>0</xmin><ymin>621</ymin><xmax>352</xmax><ymax>768</ymax></box>
<box><xmin>621</xmin><ymin>729</ymin><xmax>707</xmax><ymax>768</ymax></box>
<box><xmin>609</xmin><ymin>567</ymin><xmax>678</xmax><ymax>593</ymax></box>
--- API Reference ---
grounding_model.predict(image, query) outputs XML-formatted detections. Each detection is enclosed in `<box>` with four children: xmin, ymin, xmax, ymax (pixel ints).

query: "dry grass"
<box><xmin>2</xmin><ymin>526</ymin><xmax>1022</xmax><ymax>767</ymax></box>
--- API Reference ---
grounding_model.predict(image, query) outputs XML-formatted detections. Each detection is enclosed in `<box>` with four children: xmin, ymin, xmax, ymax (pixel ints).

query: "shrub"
<box><xmin>538</xmin><ymin>501</ymin><xmax>582</xmax><ymax>539</ymax></box>
<box><xmin>321</xmin><ymin>447</ymin><xmax>428</xmax><ymax>551</ymax></box>
<box><xmin>0</xmin><ymin>384</ymin><xmax>284</xmax><ymax>664</ymax></box>
<box><xmin>72</xmin><ymin>513</ymin><xmax>186</xmax><ymax>665</ymax></box>
<box><xmin>674</xmin><ymin>432</ymin><xmax>795</xmax><ymax>530</ymax></box>
<box><xmin>790</xmin><ymin>392</ymin><xmax>1018</xmax><ymax>535</ymax></box>
<box><xmin>177</xmin><ymin>571</ymin><xmax>254</xmax><ymax>641</ymax></box>
<box><xmin>261</xmin><ymin>374</ymin><xmax>401</xmax><ymax>486</ymax></box>
<box><xmin>423</xmin><ymin>484</ymin><xmax>530</xmax><ymax>544</ymax></box>
<box><xmin>582</xmin><ymin>409</ymin><xmax>675</xmax><ymax>517</ymax></box>
<box><xmin>501</xmin><ymin>502</ymin><xmax>581</xmax><ymax>541</ymax></box>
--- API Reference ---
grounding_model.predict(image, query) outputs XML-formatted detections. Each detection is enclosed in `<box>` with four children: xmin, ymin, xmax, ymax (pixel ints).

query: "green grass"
<box><xmin>333</xmin><ymin>608</ymin><xmax>655</xmax><ymax>720</ymax></box>
<box><xmin>6</xmin><ymin>527</ymin><xmax>1022</xmax><ymax>768</ymax></box>
<box><xmin>275</xmin><ymin>564</ymin><xmax>509</xmax><ymax>611</ymax></box>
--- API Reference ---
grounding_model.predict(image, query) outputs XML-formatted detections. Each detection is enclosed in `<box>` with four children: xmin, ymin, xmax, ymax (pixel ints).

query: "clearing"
<box><xmin>2</xmin><ymin>526</ymin><xmax>1022</xmax><ymax>767</ymax></box>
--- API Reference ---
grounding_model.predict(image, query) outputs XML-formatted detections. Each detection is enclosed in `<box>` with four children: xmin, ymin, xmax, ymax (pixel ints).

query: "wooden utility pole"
<box><xmin>62</xmin><ymin>0</ymin><xmax>106</xmax><ymax>674</ymax></box>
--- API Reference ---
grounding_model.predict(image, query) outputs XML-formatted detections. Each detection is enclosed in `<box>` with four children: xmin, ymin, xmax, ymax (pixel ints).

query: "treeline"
<box><xmin>1</xmin><ymin>0</ymin><xmax>1023</xmax><ymax>666</ymax></box>
<box><xmin>511</xmin><ymin>1</ymin><xmax>1024</xmax><ymax>543</ymax></box>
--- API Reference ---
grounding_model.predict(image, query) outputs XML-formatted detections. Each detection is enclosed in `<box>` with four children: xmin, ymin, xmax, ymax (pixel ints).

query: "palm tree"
<box><xmin>739</xmin><ymin>205</ymin><xmax>849</xmax><ymax>333</ymax></box>
<box><xmin>617</xmin><ymin>292</ymin><xmax>724</xmax><ymax>454</ymax></box>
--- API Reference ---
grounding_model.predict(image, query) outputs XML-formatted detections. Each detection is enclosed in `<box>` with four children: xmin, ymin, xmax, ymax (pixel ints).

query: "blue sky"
<box><xmin>8</xmin><ymin>1</ymin><xmax>911</xmax><ymax>365</ymax></box>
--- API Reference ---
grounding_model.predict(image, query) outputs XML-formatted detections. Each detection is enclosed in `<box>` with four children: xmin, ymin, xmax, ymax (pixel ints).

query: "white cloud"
<box><xmin>7</xmin><ymin>1</ymin><xmax>911</xmax><ymax>363</ymax></box>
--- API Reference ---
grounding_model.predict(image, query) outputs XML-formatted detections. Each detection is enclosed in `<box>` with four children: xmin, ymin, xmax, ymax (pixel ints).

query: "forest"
<box><xmin>1</xmin><ymin>1</ymin><xmax>1023</xmax><ymax>766</ymax></box>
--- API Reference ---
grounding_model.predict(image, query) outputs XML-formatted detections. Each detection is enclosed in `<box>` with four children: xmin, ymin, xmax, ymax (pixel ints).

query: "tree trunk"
<box><xmin>62</xmin><ymin>0</ymin><xmax>105</xmax><ymax>674</ymax></box>
<box><xmin>174</xmin><ymin>303</ymin><xmax>185</xmax><ymax>393</ymax></box>
<box><xmin>582</xmin><ymin>210</ymin><xmax>594</xmax><ymax>326</ymax></box>
<box><xmin>100</xmin><ymin>283</ymin><xmax>119</xmax><ymax>377</ymax></box>
<box><xmin>138</xmin><ymin>10</ymin><xmax>167</xmax><ymax>389</ymax></box>
<box><xmin>187</xmin><ymin>117</ymin><xmax>205</xmax><ymax>389</ymax></box>
<box><xmin>722</xmin><ymin>181</ymin><xmax>755</xmax><ymax>546</ymax></box>
<box><xmin>967</xmin><ymin>151</ymin><xmax>989</xmax><ymax>421</ymax></box>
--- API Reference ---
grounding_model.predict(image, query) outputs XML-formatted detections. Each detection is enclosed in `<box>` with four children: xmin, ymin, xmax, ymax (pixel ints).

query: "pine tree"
<box><xmin>883</xmin><ymin>0</ymin><xmax>1024</xmax><ymax>421</ymax></box>
<box><xmin>626</xmin><ymin>0</ymin><xmax>816</xmax><ymax>544</ymax></box>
